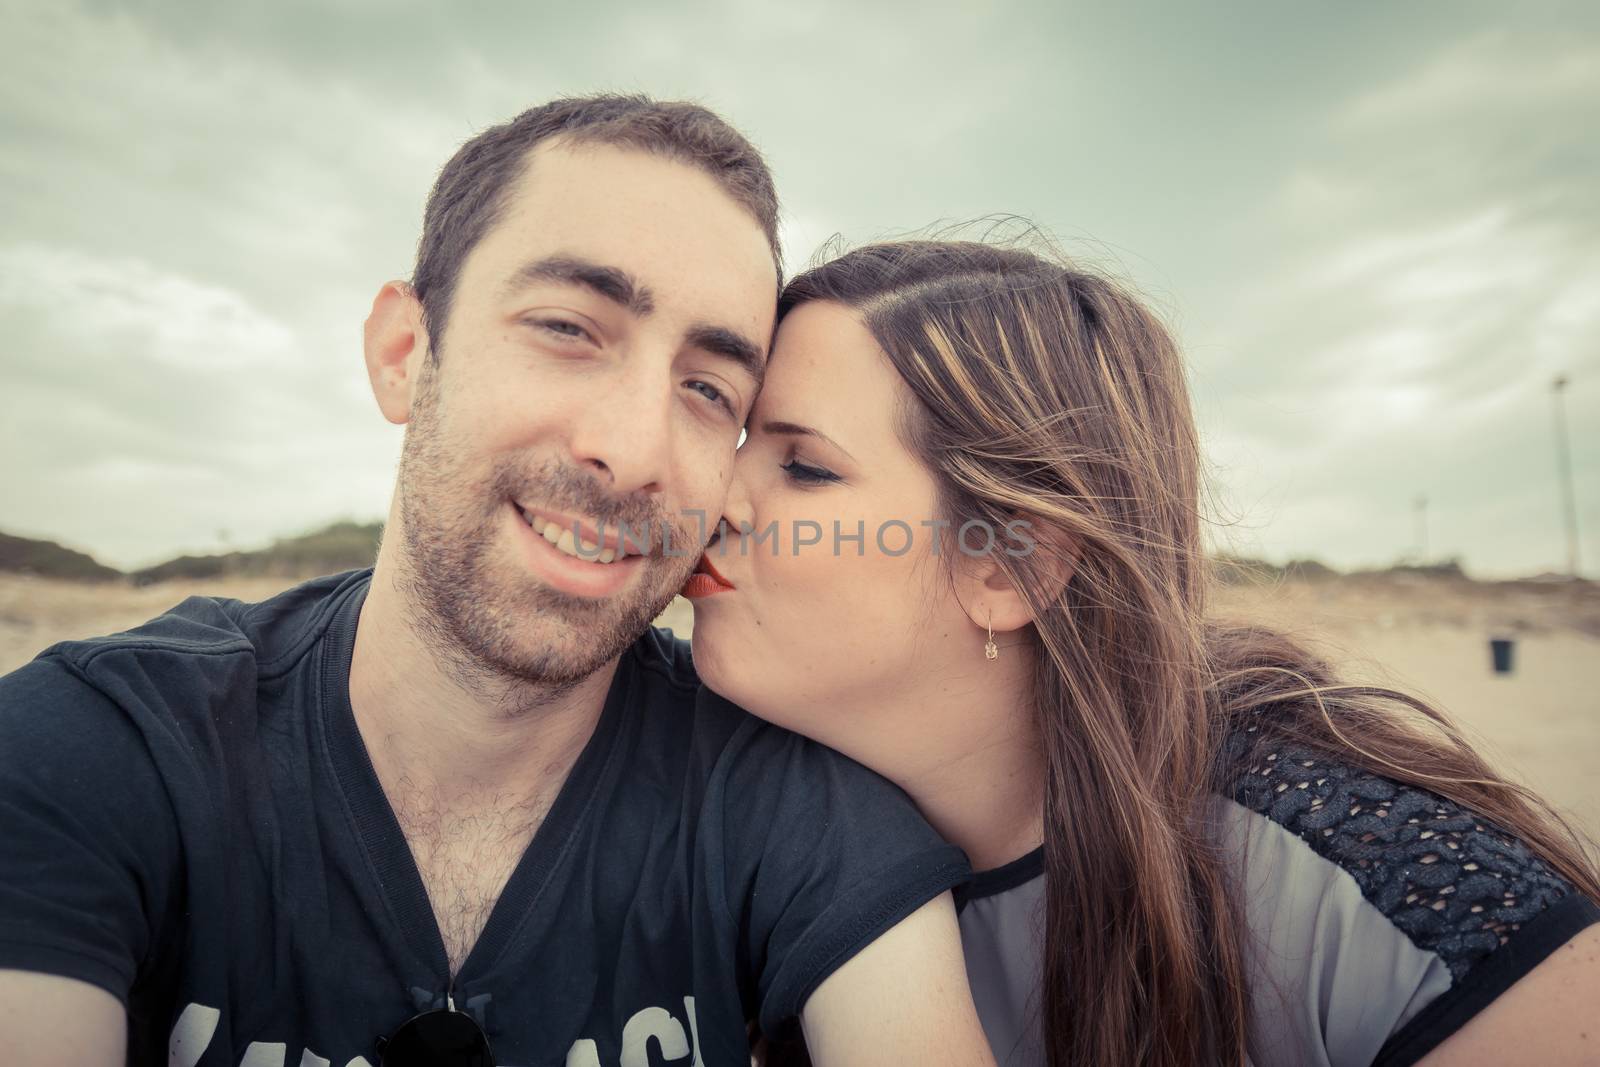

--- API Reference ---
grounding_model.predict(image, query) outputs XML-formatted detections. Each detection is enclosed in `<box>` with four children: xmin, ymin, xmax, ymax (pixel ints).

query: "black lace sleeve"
<box><xmin>1223</xmin><ymin>729</ymin><xmax>1599</xmax><ymax>1066</ymax></box>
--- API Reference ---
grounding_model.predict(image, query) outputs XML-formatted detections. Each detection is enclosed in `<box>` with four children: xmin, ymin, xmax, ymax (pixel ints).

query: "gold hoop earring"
<box><xmin>984</xmin><ymin>611</ymin><xmax>998</xmax><ymax>660</ymax></box>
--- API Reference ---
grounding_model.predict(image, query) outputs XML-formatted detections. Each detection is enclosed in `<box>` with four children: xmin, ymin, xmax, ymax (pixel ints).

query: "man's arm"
<box><xmin>0</xmin><ymin>971</ymin><xmax>125</xmax><ymax>1067</ymax></box>
<box><xmin>799</xmin><ymin>893</ymin><xmax>997</xmax><ymax>1067</ymax></box>
<box><xmin>0</xmin><ymin>656</ymin><xmax>181</xmax><ymax>1064</ymax></box>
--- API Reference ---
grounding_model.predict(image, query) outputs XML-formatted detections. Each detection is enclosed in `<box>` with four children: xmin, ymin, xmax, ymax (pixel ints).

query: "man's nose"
<box><xmin>567</xmin><ymin>362</ymin><xmax>672</xmax><ymax>496</ymax></box>
<box><xmin>720</xmin><ymin>446</ymin><xmax>758</xmax><ymax>534</ymax></box>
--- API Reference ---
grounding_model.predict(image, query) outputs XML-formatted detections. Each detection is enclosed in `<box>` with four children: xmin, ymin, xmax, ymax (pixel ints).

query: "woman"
<box><xmin>685</xmin><ymin>239</ymin><xmax>1600</xmax><ymax>1066</ymax></box>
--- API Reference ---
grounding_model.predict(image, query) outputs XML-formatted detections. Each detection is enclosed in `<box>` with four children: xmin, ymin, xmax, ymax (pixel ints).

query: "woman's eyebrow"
<box><xmin>760</xmin><ymin>420</ymin><xmax>856</xmax><ymax>461</ymax></box>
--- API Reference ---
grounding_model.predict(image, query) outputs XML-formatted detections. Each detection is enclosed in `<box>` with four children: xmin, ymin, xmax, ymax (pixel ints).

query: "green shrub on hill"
<box><xmin>129</xmin><ymin>521</ymin><xmax>383</xmax><ymax>585</ymax></box>
<box><xmin>0</xmin><ymin>531</ymin><xmax>123</xmax><ymax>581</ymax></box>
<box><xmin>1211</xmin><ymin>555</ymin><xmax>1340</xmax><ymax>584</ymax></box>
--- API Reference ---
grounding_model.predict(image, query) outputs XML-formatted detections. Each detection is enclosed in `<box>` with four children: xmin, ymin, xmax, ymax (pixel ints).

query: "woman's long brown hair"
<box><xmin>769</xmin><ymin>238</ymin><xmax>1600</xmax><ymax>1066</ymax></box>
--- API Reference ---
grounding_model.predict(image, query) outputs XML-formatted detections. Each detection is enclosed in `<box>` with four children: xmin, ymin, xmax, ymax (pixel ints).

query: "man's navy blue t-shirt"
<box><xmin>0</xmin><ymin>570</ymin><xmax>969</xmax><ymax>1066</ymax></box>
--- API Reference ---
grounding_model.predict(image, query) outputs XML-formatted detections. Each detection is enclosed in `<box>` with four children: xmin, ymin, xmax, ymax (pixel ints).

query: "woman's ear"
<box><xmin>1006</xmin><ymin>515</ymin><xmax>1082</xmax><ymax>607</ymax></box>
<box><xmin>957</xmin><ymin>516</ymin><xmax>1081</xmax><ymax>635</ymax></box>
<box><xmin>363</xmin><ymin>281</ymin><xmax>430</xmax><ymax>426</ymax></box>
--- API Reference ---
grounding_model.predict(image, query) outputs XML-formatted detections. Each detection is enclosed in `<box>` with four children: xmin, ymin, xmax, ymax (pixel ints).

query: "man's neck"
<box><xmin>348</xmin><ymin>564</ymin><xmax>618</xmax><ymax>812</ymax></box>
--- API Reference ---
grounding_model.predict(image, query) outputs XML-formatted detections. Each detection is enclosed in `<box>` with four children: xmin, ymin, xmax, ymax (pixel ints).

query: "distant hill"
<box><xmin>129</xmin><ymin>521</ymin><xmax>383</xmax><ymax>585</ymax></box>
<box><xmin>0</xmin><ymin>531</ymin><xmax>123</xmax><ymax>581</ymax></box>
<box><xmin>1212</xmin><ymin>554</ymin><xmax>1341</xmax><ymax>584</ymax></box>
<box><xmin>1350</xmin><ymin>558</ymin><xmax>1469</xmax><ymax>581</ymax></box>
<box><xmin>1212</xmin><ymin>555</ymin><xmax>1488</xmax><ymax>585</ymax></box>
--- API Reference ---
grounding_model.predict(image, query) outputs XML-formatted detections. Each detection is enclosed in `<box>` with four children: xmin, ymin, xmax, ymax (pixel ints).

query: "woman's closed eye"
<box><xmin>780</xmin><ymin>458</ymin><xmax>840</xmax><ymax>486</ymax></box>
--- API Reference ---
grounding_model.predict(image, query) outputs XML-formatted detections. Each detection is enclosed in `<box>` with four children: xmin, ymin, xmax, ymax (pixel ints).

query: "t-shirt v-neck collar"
<box><xmin>316</xmin><ymin>577</ymin><xmax>633</xmax><ymax>986</ymax></box>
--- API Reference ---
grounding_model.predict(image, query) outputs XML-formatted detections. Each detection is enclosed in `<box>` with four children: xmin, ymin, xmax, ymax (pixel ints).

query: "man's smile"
<box><xmin>514</xmin><ymin>503</ymin><xmax>642</xmax><ymax>564</ymax></box>
<box><xmin>508</xmin><ymin>502</ymin><xmax>649</xmax><ymax>598</ymax></box>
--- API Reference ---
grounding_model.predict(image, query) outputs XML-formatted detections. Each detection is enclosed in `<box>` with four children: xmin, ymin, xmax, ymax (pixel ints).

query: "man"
<box><xmin>0</xmin><ymin>96</ymin><xmax>994</xmax><ymax>1067</ymax></box>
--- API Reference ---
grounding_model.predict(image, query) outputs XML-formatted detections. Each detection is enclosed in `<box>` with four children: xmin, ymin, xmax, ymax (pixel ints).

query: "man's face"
<box><xmin>394</xmin><ymin>141</ymin><xmax>776</xmax><ymax>687</ymax></box>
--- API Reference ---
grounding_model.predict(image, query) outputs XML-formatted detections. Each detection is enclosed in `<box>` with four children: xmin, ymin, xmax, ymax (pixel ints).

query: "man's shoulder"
<box><xmin>3</xmin><ymin>568</ymin><xmax>369</xmax><ymax>727</ymax></box>
<box><xmin>624</xmin><ymin>624</ymin><xmax>701</xmax><ymax>693</ymax></box>
<box><xmin>621</xmin><ymin>626</ymin><xmax>751</xmax><ymax>754</ymax></box>
<box><xmin>620</xmin><ymin>626</ymin><xmax>870</xmax><ymax>774</ymax></box>
<box><xmin>46</xmin><ymin>569</ymin><xmax>363</xmax><ymax>665</ymax></box>
<box><xmin>617</xmin><ymin>627</ymin><xmax>928</xmax><ymax>819</ymax></box>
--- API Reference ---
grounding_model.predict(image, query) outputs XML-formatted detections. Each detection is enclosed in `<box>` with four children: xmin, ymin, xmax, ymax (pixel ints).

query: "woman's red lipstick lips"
<box><xmin>681</xmin><ymin>552</ymin><xmax>735</xmax><ymax>599</ymax></box>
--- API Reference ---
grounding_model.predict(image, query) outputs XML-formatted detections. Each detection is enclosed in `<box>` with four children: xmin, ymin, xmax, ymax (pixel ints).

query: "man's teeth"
<box><xmin>527</xmin><ymin>511</ymin><xmax>620</xmax><ymax>564</ymax></box>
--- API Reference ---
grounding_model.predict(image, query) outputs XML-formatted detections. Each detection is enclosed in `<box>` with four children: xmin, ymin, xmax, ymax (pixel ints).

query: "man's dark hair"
<box><xmin>410</xmin><ymin>93</ymin><xmax>782</xmax><ymax>345</ymax></box>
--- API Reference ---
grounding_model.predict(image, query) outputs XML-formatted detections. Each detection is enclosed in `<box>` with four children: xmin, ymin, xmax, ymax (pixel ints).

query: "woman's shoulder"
<box><xmin>1214</xmin><ymin>728</ymin><xmax>1598</xmax><ymax>1065</ymax></box>
<box><xmin>1219</xmin><ymin>729</ymin><xmax>1589</xmax><ymax>971</ymax></box>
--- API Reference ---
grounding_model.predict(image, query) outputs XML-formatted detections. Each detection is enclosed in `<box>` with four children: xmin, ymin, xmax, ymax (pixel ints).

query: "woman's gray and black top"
<box><xmin>956</xmin><ymin>733</ymin><xmax>1600</xmax><ymax>1067</ymax></box>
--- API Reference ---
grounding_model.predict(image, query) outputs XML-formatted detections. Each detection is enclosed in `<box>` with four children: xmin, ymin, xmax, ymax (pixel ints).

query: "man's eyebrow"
<box><xmin>686</xmin><ymin>324</ymin><xmax>766</xmax><ymax>386</ymax></box>
<box><xmin>761</xmin><ymin>420</ymin><xmax>854</xmax><ymax>461</ymax></box>
<box><xmin>506</xmin><ymin>255</ymin><xmax>764</xmax><ymax>384</ymax></box>
<box><xmin>504</xmin><ymin>255</ymin><xmax>655</xmax><ymax>316</ymax></box>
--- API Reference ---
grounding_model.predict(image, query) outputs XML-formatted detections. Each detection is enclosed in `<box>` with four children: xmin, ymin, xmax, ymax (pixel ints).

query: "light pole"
<box><xmin>1552</xmin><ymin>375</ymin><xmax>1581</xmax><ymax>578</ymax></box>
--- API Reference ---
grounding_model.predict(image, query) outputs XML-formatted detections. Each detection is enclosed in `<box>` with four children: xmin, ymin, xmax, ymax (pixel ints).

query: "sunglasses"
<box><xmin>374</xmin><ymin>996</ymin><xmax>495</xmax><ymax>1067</ymax></box>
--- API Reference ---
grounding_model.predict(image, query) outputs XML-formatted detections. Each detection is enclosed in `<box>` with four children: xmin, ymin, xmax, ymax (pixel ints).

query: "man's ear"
<box><xmin>957</xmin><ymin>517</ymin><xmax>1081</xmax><ymax>636</ymax></box>
<box><xmin>363</xmin><ymin>281</ymin><xmax>430</xmax><ymax>425</ymax></box>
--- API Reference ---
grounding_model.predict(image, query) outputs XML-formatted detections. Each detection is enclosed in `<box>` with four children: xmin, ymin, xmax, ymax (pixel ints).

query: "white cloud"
<box><xmin>1194</xmin><ymin>25</ymin><xmax>1600</xmax><ymax>576</ymax></box>
<box><xmin>0</xmin><ymin>241</ymin><xmax>398</xmax><ymax>568</ymax></box>
<box><xmin>1340</xmin><ymin>30</ymin><xmax>1600</xmax><ymax>129</ymax></box>
<box><xmin>0</xmin><ymin>244</ymin><xmax>297</xmax><ymax>369</ymax></box>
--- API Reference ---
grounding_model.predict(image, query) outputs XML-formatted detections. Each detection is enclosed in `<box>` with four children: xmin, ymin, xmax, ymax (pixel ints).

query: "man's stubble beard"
<box><xmin>392</xmin><ymin>357</ymin><xmax>699</xmax><ymax>701</ymax></box>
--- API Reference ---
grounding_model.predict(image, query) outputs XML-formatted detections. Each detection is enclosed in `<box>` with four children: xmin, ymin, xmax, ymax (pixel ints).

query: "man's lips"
<box><xmin>507</xmin><ymin>501</ymin><xmax>647</xmax><ymax>600</ymax></box>
<box><xmin>681</xmin><ymin>552</ymin><xmax>735</xmax><ymax>599</ymax></box>
<box><xmin>515</xmin><ymin>503</ymin><xmax>646</xmax><ymax>561</ymax></box>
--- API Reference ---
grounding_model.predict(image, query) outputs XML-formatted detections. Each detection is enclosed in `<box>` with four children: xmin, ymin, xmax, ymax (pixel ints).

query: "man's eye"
<box><xmin>687</xmin><ymin>380</ymin><xmax>734</xmax><ymax>415</ymax></box>
<box><xmin>530</xmin><ymin>318</ymin><xmax>591</xmax><ymax>342</ymax></box>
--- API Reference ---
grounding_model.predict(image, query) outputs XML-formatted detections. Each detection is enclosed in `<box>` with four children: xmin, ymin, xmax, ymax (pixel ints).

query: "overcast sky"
<box><xmin>3</xmin><ymin>0</ymin><xmax>1596</xmax><ymax>576</ymax></box>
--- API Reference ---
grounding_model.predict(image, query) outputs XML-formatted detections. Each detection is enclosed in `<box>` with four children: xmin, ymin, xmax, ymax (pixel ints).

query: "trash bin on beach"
<box><xmin>1489</xmin><ymin>637</ymin><xmax>1515</xmax><ymax>675</ymax></box>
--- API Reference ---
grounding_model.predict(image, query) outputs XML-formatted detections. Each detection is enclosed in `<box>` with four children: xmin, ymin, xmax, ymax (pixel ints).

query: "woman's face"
<box><xmin>688</xmin><ymin>301</ymin><xmax>986</xmax><ymax>764</ymax></box>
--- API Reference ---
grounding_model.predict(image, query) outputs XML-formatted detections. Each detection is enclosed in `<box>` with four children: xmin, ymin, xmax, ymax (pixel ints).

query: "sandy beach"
<box><xmin>1206</xmin><ymin>575</ymin><xmax>1600</xmax><ymax>841</ymax></box>
<box><xmin>3</xmin><ymin>570</ymin><xmax>1596</xmax><ymax>842</ymax></box>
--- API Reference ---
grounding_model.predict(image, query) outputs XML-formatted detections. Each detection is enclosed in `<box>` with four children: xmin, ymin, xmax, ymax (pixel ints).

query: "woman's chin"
<box><xmin>687</xmin><ymin>618</ymin><xmax>739</xmax><ymax>698</ymax></box>
<box><xmin>690</xmin><ymin>626</ymin><xmax>790</xmax><ymax>727</ymax></box>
